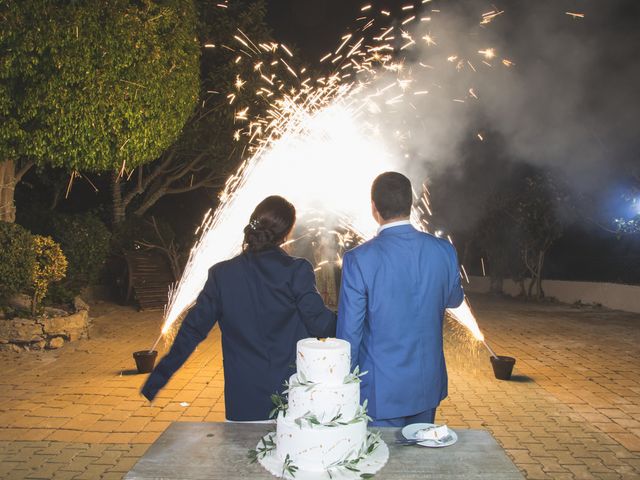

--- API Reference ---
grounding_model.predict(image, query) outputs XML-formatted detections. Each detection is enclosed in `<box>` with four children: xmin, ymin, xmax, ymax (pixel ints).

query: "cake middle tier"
<box><xmin>276</xmin><ymin>413</ymin><xmax>368</xmax><ymax>472</ymax></box>
<box><xmin>296</xmin><ymin>337</ymin><xmax>351</xmax><ymax>385</ymax></box>
<box><xmin>287</xmin><ymin>374</ymin><xmax>360</xmax><ymax>421</ymax></box>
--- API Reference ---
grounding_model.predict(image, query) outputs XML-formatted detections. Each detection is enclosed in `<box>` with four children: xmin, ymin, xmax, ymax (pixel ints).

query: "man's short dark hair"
<box><xmin>371</xmin><ymin>172</ymin><xmax>413</xmax><ymax>220</ymax></box>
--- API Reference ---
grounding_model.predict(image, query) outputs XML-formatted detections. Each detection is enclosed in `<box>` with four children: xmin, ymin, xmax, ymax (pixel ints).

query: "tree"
<box><xmin>512</xmin><ymin>171</ymin><xmax>564</xmax><ymax>298</ymax></box>
<box><xmin>472</xmin><ymin>166</ymin><xmax>565</xmax><ymax>299</ymax></box>
<box><xmin>473</xmin><ymin>193</ymin><xmax>527</xmax><ymax>295</ymax></box>
<box><xmin>109</xmin><ymin>0</ymin><xmax>290</xmax><ymax>223</ymax></box>
<box><xmin>0</xmin><ymin>0</ymin><xmax>200</xmax><ymax>223</ymax></box>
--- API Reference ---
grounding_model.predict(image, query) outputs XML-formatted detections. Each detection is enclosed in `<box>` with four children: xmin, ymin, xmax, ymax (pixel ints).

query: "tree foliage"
<box><xmin>473</xmin><ymin>166</ymin><xmax>566</xmax><ymax>299</ymax></box>
<box><xmin>30</xmin><ymin>235</ymin><xmax>67</xmax><ymax>314</ymax></box>
<box><xmin>49</xmin><ymin>213</ymin><xmax>112</xmax><ymax>302</ymax></box>
<box><xmin>0</xmin><ymin>221</ymin><xmax>35</xmax><ymax>301</ymax></box>
<box><xmin>110</xmin><ymin>0</ymin><xmax>286</xmax><ymax>222</ymax></box>
<box><xmin>0</xmin><ymin>0</ymin><xmax>200</xmax><ymax>172</ymax></box>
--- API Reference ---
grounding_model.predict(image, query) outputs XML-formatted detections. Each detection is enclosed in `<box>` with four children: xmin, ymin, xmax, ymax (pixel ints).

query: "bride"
<box><xmin>141</xmin><ymin>195</ymin><xmax>336</xmax><ymax>421</ymax></box>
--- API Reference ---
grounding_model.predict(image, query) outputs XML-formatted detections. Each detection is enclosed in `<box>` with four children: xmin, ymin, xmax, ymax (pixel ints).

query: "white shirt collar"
<box><xmin>377</xmin><ymin>219</ymin><xmax>412</xmax><ymax>235</ymax></box>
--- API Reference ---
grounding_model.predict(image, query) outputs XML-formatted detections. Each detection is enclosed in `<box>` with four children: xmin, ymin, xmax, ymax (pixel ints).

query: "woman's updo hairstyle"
<box><xmin>243</xmin><ymin>196</ymin><xmax>296</xmax><ymax>253</ymax></box>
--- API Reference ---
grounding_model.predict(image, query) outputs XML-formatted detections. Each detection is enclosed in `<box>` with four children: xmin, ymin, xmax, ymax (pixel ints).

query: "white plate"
<box><xmin>401</xmin><ymin>423</ymin><xmax>458</xmax><ymax>448</ymax></box>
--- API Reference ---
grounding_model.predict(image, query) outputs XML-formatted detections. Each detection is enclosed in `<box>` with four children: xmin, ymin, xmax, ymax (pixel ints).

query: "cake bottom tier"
<box><xmin>275</xmin><ymin>414</ymin><xmax>367</xmax><ymax>472</ymax></box>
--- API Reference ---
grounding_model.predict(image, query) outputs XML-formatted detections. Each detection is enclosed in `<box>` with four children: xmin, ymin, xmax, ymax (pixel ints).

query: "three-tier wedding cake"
<box><xmin>251</xmin><ymin>338</ymin><xmax>389</xmax><ymax>479</ymax></box>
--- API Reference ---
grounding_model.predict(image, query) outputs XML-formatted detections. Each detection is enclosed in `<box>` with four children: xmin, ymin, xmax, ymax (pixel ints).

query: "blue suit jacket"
<box><xmin>337</xmin><ymin>224</ymin><xmax>464</xmax><ymax>420</ymax></box>
<box><xmin>142</xmin><ymin>247</ymin><xmax>336</xmax><ymax>421</ymax></box>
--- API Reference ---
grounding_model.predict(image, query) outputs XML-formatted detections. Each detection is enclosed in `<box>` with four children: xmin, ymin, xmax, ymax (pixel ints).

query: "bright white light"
<box><xmin>448</xmin><ymin>298</ymin><xmax>484</xmax><ymax>341</ymax></box>
<box><xmin>162</xmin><ymin>101</ymin><xmax>396</xmax><ymax>332</ymax></box>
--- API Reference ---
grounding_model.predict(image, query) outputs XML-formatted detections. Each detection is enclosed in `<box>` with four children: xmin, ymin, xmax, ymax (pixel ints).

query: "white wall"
<box><xmin>465</xmin><ymin>276</ymin><xmax>640</xmax><ymax>314</ymax></box>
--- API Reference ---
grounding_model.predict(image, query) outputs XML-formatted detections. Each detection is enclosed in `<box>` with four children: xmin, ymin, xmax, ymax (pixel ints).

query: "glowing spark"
<box><xmin>402</xmin><ymin>16</ymin><xmax>416</xmax><ymax>25</ymax></box>
<box><xmin>234</xmin><ymin>75</ymin><xmax>246</xmax><ymax>91</ymax></box>
<box><xmin>375</xmin><ymin>27</ymin><xmax>394</xmax><ymax>41</ymax></box>
<box><xmin>347</xmin><ymin>38</ymin><xmax>365</xmax><ymax>58</ymax></box>
<box><xmin>480</xmin><ymin>10</ymin><xmax>504</xmax><ymax>24</ymax></box>
<box><xmin>280</xmin><ymin>58</ymin><xmax>298</xmax><ymax>78</ymax></box>
<box><xmin>468</xmin><ymin>88</ymin><xmax>478</xmax><ymax>99</ymax></box>
<box><xmin>423</xmin><ymin>34</ymin><xmax>437</xmax><ymax>46</ymax></box>
<box><xmin>478</xmin><ymin>48</ymin><xmax>496</xmax><ymax>59</ymax></box>
<box><xmin>566</xmin><ymin>12</ymin><xmax>585</xmax><ymax>19</ymax></box>
<box><xmin>502</xmin><ymin>58</ymin><xmax>515</xmax><ymax>67</ymax></box>
<box><xmin>448</xmin><ymin>298</ymin><xmax>484</xmax><ymax>341</ymax></box>
<box><xmin>233</xmin><ymin>35</ymin><xmax>250</xmax><ymax>49</ymax></box>
<box><xmin>235</xmin><ymin>107</ymin><xmax>249</xmax><ymax>121</ymax></box>
<box><xmin>204</xmin><ymin>43</ymin><xmax>215</xmax><ymax>48</ymax></box>
<box><xmin>335</xmin><ymin>34</ymin><xmax>353</xmax><ymax>55</ymax></box>
<box><xmin>361</xmin><ymin>4</ymin><xmax>371</xmax><ymax>11</ymax></box>
<box><xmin>477</xmin><ymin>133</ymin><xmax>484</xmax><ymax>141</ymax></box>
<box><xmin>460</xmin><ymin>264</ymin><xmax>469</xmax><ymax>283</ymax></box>
<box><xmin>447</xmin><ymin>55</ymin><xmax>458</xmax><ymax>62</ymax></box>
<box><xmin>481</xmin><ymin>258</ymin><xmax>486</xmax><ymax>276</ymax></box>
<box><xmin>280</xmin><ymin>44</ymin><xmax>294</xmax><ymax>57</ymax></box>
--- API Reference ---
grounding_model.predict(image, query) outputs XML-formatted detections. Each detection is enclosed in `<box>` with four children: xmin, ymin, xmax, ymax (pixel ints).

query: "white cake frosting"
<box><xmin>286</xmin><ymin>373</ymin><xmax>360</xmax><ymax>421</ymax></box>
<box><xmin>296</xmin><ymin>337</ymin><xmax>350</xmax><ymax>385</ymax></box>
<box><xmin>276</xmin><ymin>413</ymin><xmax>367</xmax><ymax>472</ymax></box>
<box><xmin>275</xmin><ymin>338</ymin><xmax>367</xmax><ymax>472</ymax></box>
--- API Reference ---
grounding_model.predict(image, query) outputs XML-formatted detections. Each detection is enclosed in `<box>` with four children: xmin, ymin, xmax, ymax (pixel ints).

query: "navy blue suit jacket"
<box><xmin>142</xmin><ymin>247</ymin><xmax>336</xmax><ymax>421</ymax></box>
<box><xmin>337</xmin><ymin>224</ymin><xmax>464</xmax><ymax>420</ymax></box>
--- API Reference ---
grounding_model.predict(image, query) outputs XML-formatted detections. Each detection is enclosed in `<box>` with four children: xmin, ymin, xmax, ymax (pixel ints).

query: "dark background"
<box><xmin>17</xmin><ymin>0</ymin><xmax>640</xmax><ymax>284</ymax></box>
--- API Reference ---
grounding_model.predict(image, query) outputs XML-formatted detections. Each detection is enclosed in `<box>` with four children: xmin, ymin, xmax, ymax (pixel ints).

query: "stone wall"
<box><xmin>465</xmin><ymin>276</ymin><xmax>640</xmax><ymax>314</ymax></box>
<box><xmin>0</xmin><ymin>299</ymin><xmax>90</xmax><ymax>352</ymax></box>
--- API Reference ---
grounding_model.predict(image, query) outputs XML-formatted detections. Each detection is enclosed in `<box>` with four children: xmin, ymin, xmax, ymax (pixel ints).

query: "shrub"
<box><xmin>30</xmin><ymin>235</ymin><xmax>67</xmax><ymax>314</ymax></box>
<box><xmin>0</xmin><ymin>222</ymin><xmax>35</xmax><ymax>301</ymax></box>
<box><xmin>47</xmin><ymin>213</ymin><xmax>111</xmax><ymax>302</ymax></box>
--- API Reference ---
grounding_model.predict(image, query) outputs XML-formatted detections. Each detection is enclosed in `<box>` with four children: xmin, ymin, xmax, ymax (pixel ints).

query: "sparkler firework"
<box><xmin>151</xmin><ymin>1</ymin><xmax>513</xmax><ymax>353</ymax></box>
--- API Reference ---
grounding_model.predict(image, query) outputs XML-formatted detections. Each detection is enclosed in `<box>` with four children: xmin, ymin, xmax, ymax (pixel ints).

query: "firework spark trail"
<box><xmin>156</xmin><ymin>0</ymin><xmax>514</xmax><ymax>347</ymax></box>
<box><xmin>162</xmin><ymin>99</ymin><xmax>396</xmax><ymax>335</ymax></box>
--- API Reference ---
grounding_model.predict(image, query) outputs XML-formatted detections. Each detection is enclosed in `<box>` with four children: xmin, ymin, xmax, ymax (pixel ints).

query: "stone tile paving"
<box><xmin>0</xmin><ymin>295</ymin><xmax>638</xmax><ymax>479</ymax></box>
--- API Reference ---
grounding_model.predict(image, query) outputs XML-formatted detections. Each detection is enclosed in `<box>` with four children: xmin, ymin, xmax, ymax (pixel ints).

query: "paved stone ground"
<box><xmin>0</xmin><ymin>294</ymin><xmax>638</xmax><ymax>479</ymax></box>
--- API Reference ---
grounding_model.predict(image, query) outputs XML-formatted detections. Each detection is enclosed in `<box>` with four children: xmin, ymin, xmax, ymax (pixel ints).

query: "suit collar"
<box><xmin>377</xmin><ymin>219</ymin><xmax>412</xmax><ymax>234</ymax></box>
<box><xmin>377</xmin><ymin>223</ymin><xmax>416</xmax><ymax>236</ymax></box>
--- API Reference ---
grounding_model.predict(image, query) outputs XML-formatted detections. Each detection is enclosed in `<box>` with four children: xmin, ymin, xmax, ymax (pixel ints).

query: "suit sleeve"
<box><xmin>336</xmin><ymin>251</ymin><xmax>367</xmax><ymax>370</ymax></box>
<box><xmin>141</xmin><ymin>267</ymin><xmax>221</xmax><ymax>402</ymax></box>
<box><xmin>446</xmin><ymin>244</ymin><xmax>465</xmax><ymax>308</ymax></box>
<box><xmin>291</xmin><ymin>259</ymin><xmax>337</xmax><ymax>338</ymax></box>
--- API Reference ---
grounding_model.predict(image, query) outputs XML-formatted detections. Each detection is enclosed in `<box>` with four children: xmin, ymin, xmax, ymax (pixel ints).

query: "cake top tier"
<box><xmin>296</xmin><ymin>338</ymin><xmax>351</xmax><ymax>385</ymax></box>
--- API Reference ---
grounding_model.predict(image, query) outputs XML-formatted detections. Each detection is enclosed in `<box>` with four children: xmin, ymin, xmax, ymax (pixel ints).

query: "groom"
<box><xmin>337</xmin><ymin>172</ymin><xmax>464</xmax><ymax>427</ymax></box>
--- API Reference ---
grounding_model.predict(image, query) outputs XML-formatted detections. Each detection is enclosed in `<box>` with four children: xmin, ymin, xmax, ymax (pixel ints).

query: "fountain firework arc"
<box><xmin>145</xmin><ymin>1</ymin><xmax>519</xmax><ymax>365</ymax></box>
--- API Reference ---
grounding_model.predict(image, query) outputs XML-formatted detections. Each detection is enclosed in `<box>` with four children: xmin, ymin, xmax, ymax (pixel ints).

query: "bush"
<box><xmin>47</xmin><ymin>213</ymin><xmax>111</xmax><ymax>302</ymax></box>
<box><xmin>0</xmin><ymin>222</ymin><xmax>35</xmax><ymax>301</ymax></box>
<box><xmin>30</xmin><ymin>235</ymin><xmax>67</xmax><ymax>314</ymax></box>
